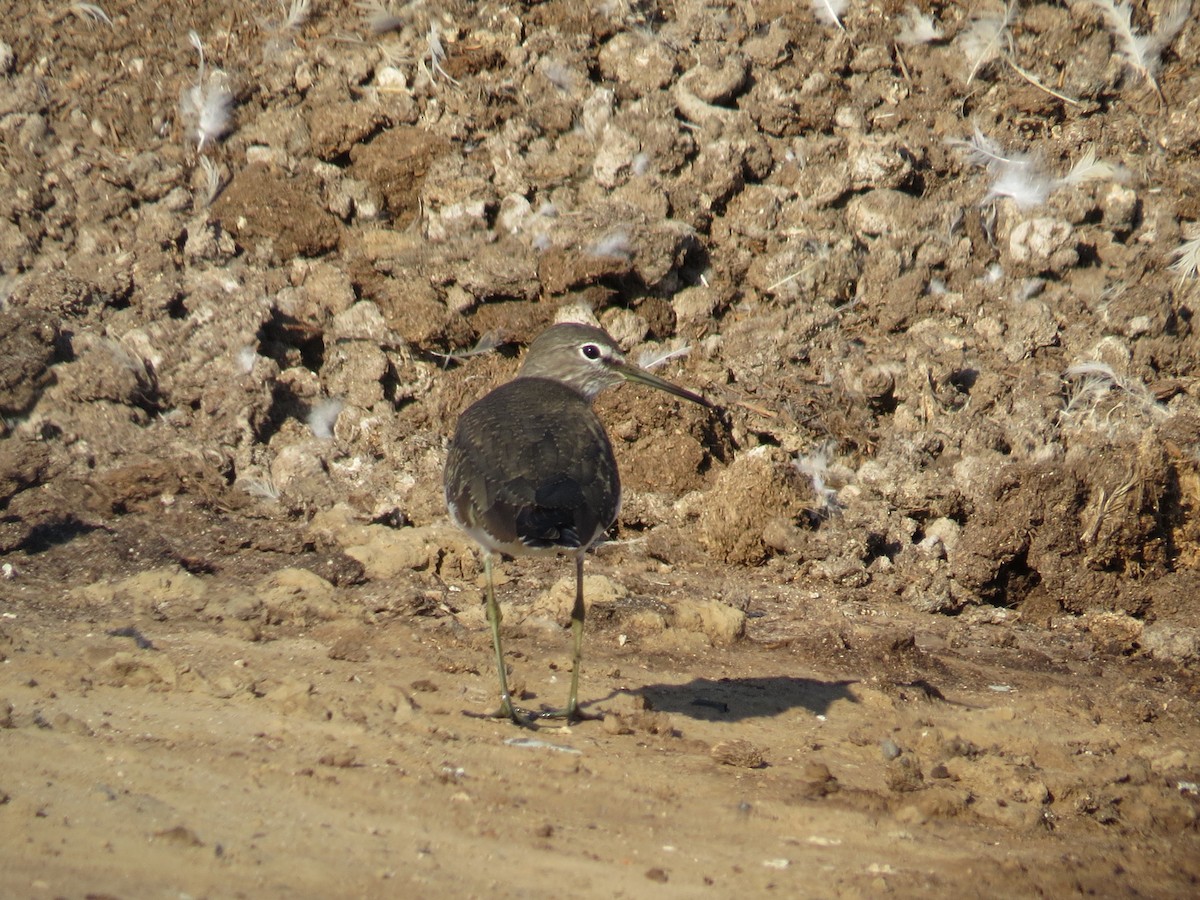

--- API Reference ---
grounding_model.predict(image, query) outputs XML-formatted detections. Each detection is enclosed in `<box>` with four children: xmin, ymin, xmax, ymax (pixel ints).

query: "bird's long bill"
<box><xmin>615</xmin><ymin>361</ymin><xmax>712</xmax><ymax>408</ymax></box>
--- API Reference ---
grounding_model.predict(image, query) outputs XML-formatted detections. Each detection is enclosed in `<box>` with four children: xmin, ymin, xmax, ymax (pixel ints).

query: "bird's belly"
<box><xmin>453</xmin><ymin>516</ymin><xmax>600</xmax><ymax>559</ymax></box>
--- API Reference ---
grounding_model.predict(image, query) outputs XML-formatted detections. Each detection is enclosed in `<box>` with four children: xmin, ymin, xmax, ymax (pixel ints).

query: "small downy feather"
<box><xmin>794</xmin><ymin>444</ymin><xmax>842</xmax><ymax>517</ymax></box>
<box><xmin>896</xmin><ymin>5</ymin><xmax>944</xmax><ymax>45</ymax></box>
<box><xmin>282</xmin><ymin>0</ymin><xmax>311</xmax><ymax>31</ymax></box>
<box><xmin>810</xmin><ymin>0</ymin><xmax>848</xmax><ymax>31</ymax></box>
<box><xmin>426</xmin><ymin>22</ymin><xmax>459</xmax><ymax>86</ymax></box>
<box><xmin>1170</xmin><ymin>223</ymin><xmax>1200</xmax><ymax>284</ymax></box>
<box><xmin>588</xmin><ymin>230</ymin><xmax>633</xmax><ymax>261</ymax></box>
<box><xmin>196</xmin><ymin>156</ymin><xmax>226</xmax><ymax>207</ymax></box>
<box><xmin>1061</xmin><ymin>361</ymin><xmax>1121</xmax><ymax>421</ymax></box>
<box><xmin>951</xmin><ymin>128</ymin><xmax>1128</xmax><ymax>210</ymax></box>
<box><xmin>986</xmin><ymin>163</ymin><xmax>1052</xmax><ymax>208</ymax></box>
<box><xmin>307</xmin><ymin>398</ymin><xmax>344</xmax><ymax>440</ymax></box>
<box><xmin>949</xmin><ymin>127</ymin><xmax>1051</xmax><ymax>210</ymax></box>
<box><xmin>1062</xmin><ymin>361</ymin><xmax>1163</xmax><ymax>419</ymax></box>
<box><xmin>950</xmin><ymin>126</ymin><xmax>1012</xmax><ymax>169</ymax></box>
<box><xmin>70</xmin><ymin>3</ymin><xmax>113</xmax><ymax>26</ymax></box>
<box><xmin>195</xmin><ymin>79</ymin><xmax>233</xmax><ymax>149</ymax></box>
<box><xmin>358</xmin><ymin>0</ymin><xmax>409</xmax><ymax>35</ymax></box>
<box><xmin>959</xmin><ymin>1</ymin><xmax>1018</xmax><ymax>84</ymax></box>
<box><xmin>637</xmin><ymin>343</ymin><xmax>691</xmax><ymax>372</ymax></box>
<box><xmin>1060</xmin><ymin>146</ymin><xmax>1129</xmax><ymax>185</ymax></box>
<box><xmin>432</xmin><ymin>330</ymin><xmax>508</xmax><ymax>367</ymax></box>
<box><xmin>1091</xmin><ymin>0</ymin><xmax>1191</xmax><ymax>91</ymax></box>
<box><xmin>180</xmin><ymin>31</ymin><xmax>233</xmax><ymax>151</ymax></box>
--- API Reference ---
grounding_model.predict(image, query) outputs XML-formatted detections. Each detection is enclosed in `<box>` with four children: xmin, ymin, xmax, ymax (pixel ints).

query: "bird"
<box><xmin>444</xmin><ymin>322</ymin><xmax>711</xmax><ymax>725</ymax></box>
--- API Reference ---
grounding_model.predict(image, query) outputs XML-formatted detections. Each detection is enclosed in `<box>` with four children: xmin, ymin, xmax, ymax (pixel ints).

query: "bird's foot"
<box><xmin>467</xmin><ymin>699</ymin><xmax>601</xmax><ymax>727</ymax></box>
<box><xmin>463</xmin><ymin>697</ymin><xmax>540</xmax><ymax>727</ymax></box>
<box><xmin>531</xmin><ymin>703</ymin><xmax>602</xmax><ymax>724</ymax></box>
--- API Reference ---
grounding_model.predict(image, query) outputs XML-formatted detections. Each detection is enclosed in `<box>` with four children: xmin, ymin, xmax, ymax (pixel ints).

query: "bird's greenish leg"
<box><xmin>567</xmin><ymin>552</ymin><xmax>586</xmax><ymax>719</ymax></box>
<box><xmin>483</xmin><ymin>553</ymin><xmax>522</xmax><ymax>725</ymax></box>
<box><xmin>535</xmin><ymin>552</ymin><xmax>599</xmax><ymax>722</ymax></box>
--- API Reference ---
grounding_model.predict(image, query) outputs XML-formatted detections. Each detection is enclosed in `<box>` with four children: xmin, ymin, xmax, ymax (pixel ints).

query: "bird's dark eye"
<box><xmin>581</xmin><ymin>343</ymin><xmax>602</xmax><ymax>360</ymax></box>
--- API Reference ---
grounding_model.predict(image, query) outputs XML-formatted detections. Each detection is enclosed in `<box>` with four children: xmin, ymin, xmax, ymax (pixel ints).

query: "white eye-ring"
<box><xmin>581</xmin><ymin>343</ymin><xmax>603</xmax><ymax>361</ymax></box>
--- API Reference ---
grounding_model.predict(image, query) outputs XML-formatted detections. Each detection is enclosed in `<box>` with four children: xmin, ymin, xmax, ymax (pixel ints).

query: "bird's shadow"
<box><xmin>619</xmin><ymin>676</ymin><xmax>859</xmax><ymax>722</ymax></box>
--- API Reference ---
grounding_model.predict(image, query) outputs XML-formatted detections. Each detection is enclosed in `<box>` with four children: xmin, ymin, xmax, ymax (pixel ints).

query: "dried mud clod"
<box><xmin>695</xmin><ymin>447</ymin><xmax>812</xmax><ymax>565</ymax></box>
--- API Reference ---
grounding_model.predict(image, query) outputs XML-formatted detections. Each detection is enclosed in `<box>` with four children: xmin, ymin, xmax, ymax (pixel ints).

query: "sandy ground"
<box><xmin>2</xmin><ymin>1</ymin><xmax>1200</xmax><ymax>897</ymax></box>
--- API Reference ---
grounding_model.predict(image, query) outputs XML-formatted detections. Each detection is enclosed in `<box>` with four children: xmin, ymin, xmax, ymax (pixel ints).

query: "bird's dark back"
<box><xmin>445</xmin><ymin>377</ymin><xmax>621</xmax><ymax>554</ymax></box>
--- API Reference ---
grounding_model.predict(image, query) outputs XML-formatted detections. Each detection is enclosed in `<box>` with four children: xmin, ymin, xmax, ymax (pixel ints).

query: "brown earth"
<box><xmin>2</xmin><ymin>1</ymin><xmax>1199</xmax><ymax>896</ymax></box>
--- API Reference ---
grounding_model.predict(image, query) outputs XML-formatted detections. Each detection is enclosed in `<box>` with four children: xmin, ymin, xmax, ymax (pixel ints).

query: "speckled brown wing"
<box><xmin>444</xmin><ymin>377</ymin><xmax>621</xmax><ymax>556</ymax></box>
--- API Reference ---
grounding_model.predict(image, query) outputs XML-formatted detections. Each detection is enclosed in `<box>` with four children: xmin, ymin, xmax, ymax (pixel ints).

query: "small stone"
<box><xmin>153</xmin><ymin>825</ymin><xmax>204</xmax><ymax>847</ymax></box>
<box><xmin>1101</xmin><ymin>183</ymin><xmax>1138</xmax><ymax>230</ymax></box>
<box><xmin>327</xmin><ymin>634</ymin><xmax>369</xmax><ymax>663</ymax></box>
<box><xmin>846</xmin><ymin>189</ymin><xmax>921</xmax><ymax>237</ymax></box>
<box><xmin>1008</xmin><ymin>217</ymin><xmax>1076</xmax><ymax>271</ymax></box>
<box><xmin>376</xmin><ymin>66</ymin><xmax>407</xmax><ymax>90</ymax></box>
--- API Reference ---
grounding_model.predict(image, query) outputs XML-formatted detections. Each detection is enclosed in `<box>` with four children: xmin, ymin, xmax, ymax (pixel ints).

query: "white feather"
<box><xmin>283</xmin><ymin>0</ymin><xmax>311</xmax><ymax>31</ymax></box>
<box><xmin>181</xmin><ymin>31</ymin><xmax>233</xmax><ymax>150</ymax></box>
<box><xmin>896</xmin><ymin>5</ymin><xmax>944</xmax><ymax>45</ymax></box>
<box><xmin>1091</xmin><ymin>0</ymin><xmax>1189</xmax><ymax>85</ymax></box>
<box><xmin>637</xmin><ymin>344</ymin><xmax>690</xmax><ymax>371</ymax></box>
<box><xmin>950</xmin><ymin>128</ymin><xmax>1052</xmax><ymax>210</ymax></box>
<box><xmin>1060</xmin><ymin>146</ymin><xmax>1129</xmax><ymax>185</ymax></box>
<box><xmin>195</xmin><ymin>77</ymin><xmax>233</xmax><ymax>149</ymax></box>
<box><xmin>307</xmin><ymin>399</ymin><xmax>344</xmax><ymax>440</ymax></box>
<box><xmin>197</xmin><ymin>156</ymin><xmax>226</xmax><ymax>207</ymax></box>
<box><xmin>432</xmin><ymin>331</ymin><xmax>508</xmax><ymax>366</ymax></box>
<box><xmin>1065</xmin><ymin>361</ymin><xmax>1119</xmax><ymax>383</ymax></box>
<box><xmin>986</xmin><ymin>163</ymin><xmax>1052</xmax><ymax>209</ymax></box>
<box><xmin>950</xmin><ymin>126</ymin><xmax>1016</xmax><ymax>169</ymax></box>
<box><xmin>1170</xmin><ymin>224</ymin><xmax>1200</xmax><ymax>283</ymax></box>
<box><xmin>1062</xmin><ymin>360</ymin><xmax>1163</xmax><ymax>420</ymax></box>
<box><xmin>425</xmin><ymin>22</ymin><xmax>459</xmax><ymax>86</ymax></box>
<box><xmin>810</xmin><ymin>0</ymin><xmax>848</xmax><ymax>31</ymax></box>
<box><xmin>71</xmin><ymin>3</ymin><xmax>113</xmax><ymax>26</ymax></box>
<box><xmin>357</xmin><ymin>0</ymin><xmax>408</xmax><ymax>35</ymax></box>
<box><xmin>794</xmin><ymin>444</ymin><xmax>842</xmax><ymax>516</ymax></box>
<box><xmin>959</xmin><ymin>1</ymin><xmax>1018</xmax><ymax>84</ymax></box>
<box><xmin>1093</xmin><ymin>1</ymin><xmax>1153</xmax><ymax>76</ymax></box>
<box><xmin>588</xmin><ymin>231</ymin><xmax>632</xmax><ymax>261</ymax></box>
